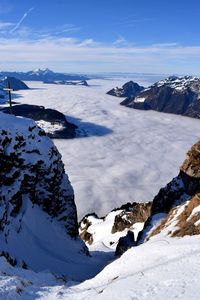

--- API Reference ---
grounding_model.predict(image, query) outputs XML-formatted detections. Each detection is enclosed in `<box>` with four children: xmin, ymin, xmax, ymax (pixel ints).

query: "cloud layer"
<box><xmin>14</xmin><ymin>78</ymin><xmax>200</xmax><ymax>218</ymax></box>
<box><xmin>0</xmin><ymin>36</ymin><xmax>200</xmax><ymax>73</ymax></box>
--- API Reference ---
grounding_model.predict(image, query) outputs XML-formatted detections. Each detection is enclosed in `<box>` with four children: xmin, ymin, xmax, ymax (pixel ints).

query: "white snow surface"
<box><xmin>134</xmin><ymin>96</ymin><xmax>147</xmax><ymax>103</ymax></box>
<box><xmin>14</xmin><ymin>78</ymin><xmax>200</xmax><ymax>219</ymax></box>
<box><xmin>35</xmin><ymin>120</ymin><xmax>65</xmax><ymax>134</ymax></box>
<box><xmin>1</xmin><ymin>235</ymin><xmax>200</xmax><ymax>299</ymax></box>
<box><xmin>155</xmin><ymin>75</ymin><xmax>200</xmax><ymax>93</ymax></box>
<box><xmin>80</xmin><ymin>212</ymin><xmax>144</xmax><ymax>252</ymax></box>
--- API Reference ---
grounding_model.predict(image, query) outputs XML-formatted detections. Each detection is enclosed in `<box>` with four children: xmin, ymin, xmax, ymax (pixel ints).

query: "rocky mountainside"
<box><xmin>0</xmin><ymin>76</ymin><xmax>29</xmax><ymax>104</ymax></box>
<box><xmin>80</xmin><ymin>139</ymin><xmax>200</xmax><ymax>256</ymax></box>
<box><xmin>79</xmin><ymin>202</ymin><xmax>151</xmax><ymax>253</ymax></box>
<box><xmin>107</xmin><ymin>81</ymin><xmax>144</xmax><ymax>98</ymax></box>
<box><xmin>0</xmin><ymin>76</ymin><xmax>29</xmax><ymax>91</ymax></box>
<box><xmin>120</xmin><ymin>76</ymin><xmax>200</xmax><ymax>119</ymax></box>
<box><xmin>138</xmin><ymin>140</ymin><xmax>200</xmax><ymax>243</ymax></box>
<box><xmin>0</xmin><ymin>112</ymin><xmax>95</xmax><ymax>279</ymax></box>
<box><xmin>1</xmin><ymin>104</ymin><xmax>77</xmax><ymax>139</ymax></box>
<box><xmin>0</xmin><ymin>69</ymin><xmax>89</xmax><ymax>82</ymax></box>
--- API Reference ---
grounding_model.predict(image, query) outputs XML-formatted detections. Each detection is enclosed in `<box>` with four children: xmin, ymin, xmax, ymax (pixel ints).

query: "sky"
<box><xmin>0</xmin><ymin>0</ymin><xmax>200</xmax><ymax>74</ymax></box>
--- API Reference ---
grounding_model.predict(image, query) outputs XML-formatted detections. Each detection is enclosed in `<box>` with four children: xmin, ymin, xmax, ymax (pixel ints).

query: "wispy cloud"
<box><xmin>0</xmin><ymin>21</ymin><xmax>14</xmax><ymax>30</ymax></box>
<box><xmin>114</xmin><ymin>35</ymin><xmax>131</xmax><ymax>47</ymax></box>
<box><xmin>10</xmin><ymin>7</ymin><xmax>34</xmax><ymax>33</ymax></box>
<box><xmin>0</xmin><ymin>36</ymin><xmax>200</xmax><ymax>74</ymax></box>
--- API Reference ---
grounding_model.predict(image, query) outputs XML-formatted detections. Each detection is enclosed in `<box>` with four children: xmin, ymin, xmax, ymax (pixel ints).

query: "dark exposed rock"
<box><xmin>0</xmin><ymin>76</ymin><xmax>29</xmax><ymax>91</ymax></box>
<box><xmin>138</xmin><ymin>140</ymin><xmax>200</xmax><ymax>243</ymax></box>
<box><xmin>1</xmin><ymin>104</ymin><xmax>77</xmax><ymax>139</ymax></box>
<box><xmin>0</xmin><ymin>251</ymin><xmax>17</xmax><ymax>267</ymax></box>
<box><xmin>79</xmin><ymin>204</ymin><xmax>150</xmax><ymax>253</ymax></box>
<box><xmin>121</xmin><ymin>76</ymin><xmax>200</xmax><ymax>120</ymax></box>
<box><xmin>107</xmin><ymin>81</ymin><xmax>144</xmax><ymax>98</ymax></box>
<box><xmin>79</xmin><ymin>218</ymin><xmax>94</xmax><ymax>245</ymax></box>
<box><xmin>0</xmin><ymin>113</ymin><xmax>78</xmax><ymax>237</ymax></box>
<box><xmin>0</xmin><ymin>112</ymin><xmax>89</xmax><ymax>276</ymax></box>
<box><xmin>115</xmin><ymin>231</ymin><xmax>136</xmax><ymax>256</ymax></box>
<box><xmin>79</xmin><ymin>213</ymin><xmax>101</xmax><ymax>245</ymax></box>
<box><xmin>111</xmin><ymin>202</ymin><xmax>152</xmax><ymax>233</ymax></box>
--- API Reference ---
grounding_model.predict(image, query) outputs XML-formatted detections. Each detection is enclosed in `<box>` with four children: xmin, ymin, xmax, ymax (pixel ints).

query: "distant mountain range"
<box><xmin>108</xmin><ymin>76</ymin><xmax>200</xmax><ymax>119</ymax></box>
<box><xmin>0</xmin><ymin>68</ymin><xmax>90</xmax><ymax>81</ymax></box>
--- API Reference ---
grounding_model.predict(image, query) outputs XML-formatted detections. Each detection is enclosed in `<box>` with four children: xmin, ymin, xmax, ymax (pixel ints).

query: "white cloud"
<box><xmin>10</xmin><ymin>7</ymin><xmax>34</xmax><ymax>33</ymax></box>
<box><xmin>0</xmin><ymin>21</ymin><xmax>14</xmax><ymax>30</ymax></box>
<box><xmin>0</xmin><ymin>36</ymin><xmax>200</xmax><ymax>74</ymax></box>
<box><xmin>114</xmin><ymin>35</ymin><xmax>130</xmax><ymax>46</ymax></box>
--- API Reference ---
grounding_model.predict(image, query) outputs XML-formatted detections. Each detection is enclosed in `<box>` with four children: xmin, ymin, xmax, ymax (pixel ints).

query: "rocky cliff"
<box><xmin>0</xmin><ymin>112</ymin><xmax>91</xmax><ymax>279</ymax></box>
<box><xmin>120</xmin><ymin>76</ymin><xmax>200</xmax><ymax>119</ymax></box>
<box><xmin>107</xmin><ymin>81</ymin><xmax>144</xmax><ymax>98</ymax></box>
<box><xmin>138</xmin><ymin>140</ymin><xmax>200</xmax><ymax>243</ymax></box>
<box><xmin>79</xmin><ymin>202</ymin><xmax>151</xmax><ymax>253</ymax></box>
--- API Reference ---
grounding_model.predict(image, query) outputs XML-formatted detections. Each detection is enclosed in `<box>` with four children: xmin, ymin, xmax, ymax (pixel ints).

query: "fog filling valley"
<box><xmin>15</xmin><ymin>78</ymin><xmax>200</xmax><ymax>219</ymax></box>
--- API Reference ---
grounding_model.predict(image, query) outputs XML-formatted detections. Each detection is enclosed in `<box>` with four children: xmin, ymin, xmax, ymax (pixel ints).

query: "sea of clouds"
<box><xmin>15</xmin><ymin>76</ymin><xmax>200</xmax><ymax>219</ymax></box>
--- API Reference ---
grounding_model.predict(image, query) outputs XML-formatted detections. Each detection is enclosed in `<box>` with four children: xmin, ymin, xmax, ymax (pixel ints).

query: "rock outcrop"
<box><xmin>138</xmin><ymin>140</ymin><xmax>200</xmax><ymax>243</ymax></box>
<box><xmin>0</xmin><ymin>112</ymin><xmax>90</xmax><ymax>278</ymax></box>
<box><xmin>115</xmin><ymin>230</ymin><xmax>136</xmax><ymax>256</ymax></box>
<box><xmin>1</xmin><ymin>104</ymin><xmax>77</xmax><ymax>139</ymax></box>
<box><xmin>121</xmin><ymin>76</ymin><xmax>200</xmax><ymax>119</ymax></box>
<box><xmin>111</xmin><ymin>202</ymin><xmax>152</xmax><ymax>233</ymax></box>
<box><xmin>0</xmin><ymin>76</ymin><xmax>29</xmax><ymax>91</ymax></box>
<box><xmin>79</xmin><ymin>202</ymin><xmax>151</xmax><ymax>252</ymax></box>
<box><xmin>107</xmin><ymin>81</ymin><xmax>144</xmax><ymax>98</ymax></box>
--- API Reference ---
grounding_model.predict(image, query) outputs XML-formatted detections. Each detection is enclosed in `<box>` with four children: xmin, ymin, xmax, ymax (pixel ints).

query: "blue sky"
<box><xmin>0</xmin><ymin>0</ymin><xmax>200</xmax><ymax>74</ymax></box>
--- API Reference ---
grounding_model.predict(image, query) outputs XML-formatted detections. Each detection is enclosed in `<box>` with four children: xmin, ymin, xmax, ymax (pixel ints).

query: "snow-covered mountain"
<box><xmin>120</xmin><ymin>76</ymin><xmax>200</xmax><ymax>119</ymax></box>
<box><xmin>79</xmin><ymin>202</ymin><xmax>151</xmax><ymax>254</ymax></box>
<box><xmin>138</xmin><ymin>139</ymin><xmax>200</xmax><ymax>243</ymax></box>
<box><xmin>0</xmin><ymin>112</ymin><xmax>101</xmax><ymax>280</ymax></box>
<box><xmin>1</xmin><ymin>78</ymin><xmax>200</xmax><ymax>299</ymax></box>
<box><xmin>107</xmin><ymin>81</ymin><xmax>144</xmax><ymax>98</ymax></box>
<box><xmin>0</xmin><ymin>69</ymin><xmax>90</xmax><ymax>82</ymax></box>
<box><xmin>1</xmin><ymin>137</ymin><xmax>200</xmax><ymax>299</ymax></box>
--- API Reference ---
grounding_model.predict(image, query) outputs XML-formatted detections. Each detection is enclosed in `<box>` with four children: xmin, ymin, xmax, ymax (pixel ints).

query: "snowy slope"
<box><xmin>1</xmin><ymin>235</ymin><xmax>199</xmax><ymax>299</ymax></box>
